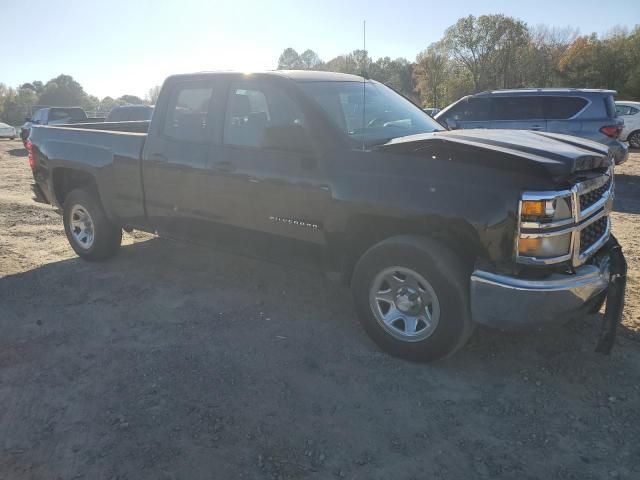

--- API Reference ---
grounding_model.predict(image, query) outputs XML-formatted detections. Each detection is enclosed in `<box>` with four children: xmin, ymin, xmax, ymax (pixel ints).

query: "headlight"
<box><xmin>518</xmin><ymin>233</ymin><xmax>572</xmax><ymax>259</ymax></box>
<box><xmin>517</xmin><ymin>190</ymin><xmax>576</xmax><ymax>264</ymax></box>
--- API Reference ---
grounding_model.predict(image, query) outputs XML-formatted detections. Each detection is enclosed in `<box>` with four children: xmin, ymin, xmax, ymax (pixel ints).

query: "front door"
<box><xmin>204</xmin><ymin>78</ymin><xmax>331</xmax><ymax>264</ymax></box>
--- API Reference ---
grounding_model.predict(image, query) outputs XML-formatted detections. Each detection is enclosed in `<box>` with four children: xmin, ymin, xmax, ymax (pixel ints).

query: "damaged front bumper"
<box><xmin>470</xmin><ymin>237</ymin><xmax>626</xmax><ymax>350</ymax></box>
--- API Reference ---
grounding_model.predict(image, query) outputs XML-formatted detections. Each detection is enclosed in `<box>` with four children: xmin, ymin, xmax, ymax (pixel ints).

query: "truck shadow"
<box><xmin>2</xmin><ymin>236</ymin><xmax>638</xmax><ymax>479</ymax></box>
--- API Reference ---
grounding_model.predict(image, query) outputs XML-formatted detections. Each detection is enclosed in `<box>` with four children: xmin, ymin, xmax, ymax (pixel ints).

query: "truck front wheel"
<box><xmin>63</xmin><ymin>188</ymin><xmax>122</xmax><ymax>261</ymax></box>
<box><xmin>351</xmin><ymin>235</ymin><xmax>474</xmax><ymax>362</ymax></box>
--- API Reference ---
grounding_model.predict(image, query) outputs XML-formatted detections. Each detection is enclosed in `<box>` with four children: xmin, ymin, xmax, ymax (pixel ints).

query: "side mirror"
<box><xmin>446</xmin><ymin>118</ymin><xmax>458</xmax><ymax>130</ymax></box>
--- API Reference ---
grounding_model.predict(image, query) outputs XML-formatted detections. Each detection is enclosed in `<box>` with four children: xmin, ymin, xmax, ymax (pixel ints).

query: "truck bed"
<box><xmin>29</xmin><ymin>122</ymin><xmax>149</xmax><ymax>223</ymax></box>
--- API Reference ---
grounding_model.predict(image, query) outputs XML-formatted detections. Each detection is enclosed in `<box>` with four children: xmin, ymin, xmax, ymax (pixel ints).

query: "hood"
<box><xmin>379</xmin><ymin>129</ymin><xmax>612</xmax><ymax>177</ymax></box>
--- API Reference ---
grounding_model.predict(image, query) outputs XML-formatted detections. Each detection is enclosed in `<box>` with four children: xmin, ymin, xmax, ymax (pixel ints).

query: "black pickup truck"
<box><xmin>26</xmin><ymin>71</ymin><xmax>624</xmax><ymax>361</ymax></box>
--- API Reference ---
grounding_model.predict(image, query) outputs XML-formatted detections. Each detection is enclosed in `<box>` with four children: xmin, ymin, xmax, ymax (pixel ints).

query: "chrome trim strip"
<box><xmin>521</xmin><ymin>217</ymin><xmax>574</xmax><ymax>230</ymax></box>
<box><xmin>577</xmin><ymin>172</ymin><xmax>614</xmax><ymax>221</ymax></box>
<box><xmin>470</xmin><ymin>256</ymin><xmax>610</xmax><ymax>328</ymax></box>
<box><xmin>521</xmin><ymin>190</ymin><xmax>573</xmax><ymax>201</ymax></box>
<box><xmin>472</xmin><ymin>263</ymin><xmax>606</xmax><ymax>292</ymax></box>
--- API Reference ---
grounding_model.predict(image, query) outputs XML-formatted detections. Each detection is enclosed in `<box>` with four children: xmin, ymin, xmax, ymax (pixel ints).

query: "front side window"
<box><xmin>163</xmin><ymin>84</ymin><xmax>214</xmax><ymax>142</ymax></box>
<box><xmin>300</xmin><ymin>81</ymin><xmax>443</xmax><ymax>146</ymax></box>
<box><xmin>446</xmin><ymin>97</ymin><xmax>491</xmax><ymax>122</ymax></box>
<box><xmin>492</xmin><ymin>96</ymin><xmax>544</xmax><ymax>120</ymax></box>
<box><xmin>223</xmin><ymin>83</ymin><xmax>308</xmax><ymax>151</ymax></box>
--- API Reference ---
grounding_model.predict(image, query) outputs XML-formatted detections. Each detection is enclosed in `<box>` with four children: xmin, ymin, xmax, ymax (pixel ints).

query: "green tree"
<box><xmin>277</xmin><ymin>48</ymin><xmax>302</xmax><ymax>69</ymax></box>
<box><xmin>38</xmin><ymin>74</ymin><xmax>86</xmax><ymax>106</ymax></box>
<box><xmin>414</xmin><ymin>43</ymin><xmax>450</xmax><ymax>107</ymax></box>
<box><xmin>299</xmin><ymin>49</ymin><xmax>323</xmax><ymax>70</ymax></box>
<box><xmin>146</xmin><ymin>86</ymin><xmax>161</xmax><ymax>104</ymax></box>
<box><xmin>118</xmin><ymin>94</ymin><xmax>144</xmax><ymax>105</ymax></box>
<box><xmin>0</xmin><ymin>87</ymin><xmax>38</xmax><ymax>125</ymax></box>
<box><xmin>99</xmin><ymin>96</ymin><xmax>125</xmax><ymax>114</ymax></box>
<box><xmin>621</xmin><ymin>26</ymin><xmax>640</xmax><ymax>98</ymax></box>
<box><xmin>443</xmin><ymin>14</ymin><xmax>529</xmax><ymax>91</ymax></box>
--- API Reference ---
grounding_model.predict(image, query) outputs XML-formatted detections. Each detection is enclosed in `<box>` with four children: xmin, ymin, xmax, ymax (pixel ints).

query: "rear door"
<box><xmin>488</xmin><ymin>96</ymin><xmax>546</xmax><ymax>131</ymax></box>
<box><xmin>142</xmin><ymin>78</ymin><xmax>222</xmax><ymax>238</ymax></box>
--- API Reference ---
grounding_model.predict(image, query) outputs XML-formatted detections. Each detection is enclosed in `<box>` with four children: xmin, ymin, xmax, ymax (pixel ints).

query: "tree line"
<box><xmin>1</xmin><ymin>14</ymin><xmax>638</xmax><ymax>125</ymax></box>
<box><xmin>0</xmin><ymin>75</ymin><xmax>160</xmax><ymax>125</ymax></box>
<box><xmin>278</xmin><ymin>15</ymin><xmax>640</xmax><ymax>108</ymax></box>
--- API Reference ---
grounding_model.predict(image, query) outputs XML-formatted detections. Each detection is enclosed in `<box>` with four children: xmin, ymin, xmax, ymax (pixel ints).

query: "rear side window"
<box><xmin>616</xmin><ymin>105</ymin><xmax>639</xmax><ymax>116</ymax></box>
<box><xmin>544</xmin><ymin>97</ymin><xmax>588</xmax><ymax>119</ymax></box>
<box><xmin>163</xmin><ymin>84</ymin><xmax>214</xmax><ymax>142</ymax></box>
<box><xmin>604</xmin><ymin>95</ymin><xmax>617</xmax><ymax>118</ymax></box>
<box><xmin>492</xmin><ymin>96</ymin><xmax>544</xmax><ymax>120</ymax></box>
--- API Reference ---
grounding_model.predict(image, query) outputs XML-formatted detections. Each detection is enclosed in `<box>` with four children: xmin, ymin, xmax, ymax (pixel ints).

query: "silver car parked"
<box><xmin>435</xmin><ymin>88</ymin><xmax>628</xmax><ymax>164</ymax></box>
<box><xmin>0</xmin><ymin>122</ymin><xmax>17</xmax><ymax>139</ymax></box>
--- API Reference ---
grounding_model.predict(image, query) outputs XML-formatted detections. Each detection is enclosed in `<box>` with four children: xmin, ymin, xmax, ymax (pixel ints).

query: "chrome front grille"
<box><xmin>579</xmin><ymin>216</ymin><xmax>609</xmax><ymax>255</ymax></box>
<box><xmin>579</xmin><ymin>177</ymin><xmax>612</xmax><ymax>212</ymax></box>
<box><xmin>517</xmin><ymin>168</ymin><xmax>613</xmax><ymax>267</ymax></box>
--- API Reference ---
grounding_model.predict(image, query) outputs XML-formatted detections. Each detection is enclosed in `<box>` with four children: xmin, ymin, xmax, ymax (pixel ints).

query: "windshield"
<box><xmin>299</xmin><ymin>81</ymin><xmax>443</xmax><ymax>146</ymax></box>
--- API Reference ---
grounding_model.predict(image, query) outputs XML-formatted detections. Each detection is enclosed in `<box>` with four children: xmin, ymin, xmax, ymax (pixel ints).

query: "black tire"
<box><xmin>63</xmin><ymin>188</ymin><xmax>122</xmax><ymax>261</ymax></box>
<box><xmin>351</xmin><ymin>235</ymin><xmax>474</xmax><ymax>362</ymax></box>
<box><xmin>627</xmin><ymin>130</ymin><xmax>640</xmax><ymax>149</ymax></box>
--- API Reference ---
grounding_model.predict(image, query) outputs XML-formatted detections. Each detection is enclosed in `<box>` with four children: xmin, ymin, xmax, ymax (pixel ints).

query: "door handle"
<box><xmin>212</xmin><ymin>160</ymin><xmax>235</xmax><ymax>173</ymax></box>
<box><xmin>531</xmin><ymin>125</ymin><xmax>543</xmax><ymax>131</ymax></box>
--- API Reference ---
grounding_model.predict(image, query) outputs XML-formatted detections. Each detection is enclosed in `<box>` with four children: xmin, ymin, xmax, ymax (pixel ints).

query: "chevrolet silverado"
<box><xmin>26</xmin><ymin>71</ymin><xmax>626</xmax><ymax>361</ymax></box>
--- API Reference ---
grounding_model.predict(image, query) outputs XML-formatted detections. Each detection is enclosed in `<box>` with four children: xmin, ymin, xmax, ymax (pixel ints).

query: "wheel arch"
<box><xmin>52</xmin><ymin>167</ymin><xmax>101</xmax><ymax>210</ymax></box>
<box><xmin>337</xmin><ymin>214</ymin><xmax>485</xmax><ymax>283</ymax></box>
<box><xmin>624</xmin><ymin>128</ymin><xmax>640</xmax><ymax>146</ymax></box>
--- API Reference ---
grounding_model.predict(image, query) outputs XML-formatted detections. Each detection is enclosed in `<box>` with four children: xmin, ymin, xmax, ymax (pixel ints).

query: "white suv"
<box><xmin>616</xmin><ymin>101</ymin><xmax>640</xmax><ymax>148</ymax></box>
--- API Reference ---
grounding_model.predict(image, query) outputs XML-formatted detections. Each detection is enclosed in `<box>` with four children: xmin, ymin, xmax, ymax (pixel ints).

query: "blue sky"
<box><xmin>2</xmin><ymin>0</ymin><xmax>638</xmax><ymax>99</ymax></box>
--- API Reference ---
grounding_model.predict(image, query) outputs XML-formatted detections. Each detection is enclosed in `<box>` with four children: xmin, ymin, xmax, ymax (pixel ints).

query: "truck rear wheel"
<box><xmin>63</xmin><ymin>188</ymin><xmax>122</xmax><ymax>261</ymax></box>
<box><xmin>351</xmin><ymin>235</ymin><xmax>474</xmax><ymax>362</ymax></box>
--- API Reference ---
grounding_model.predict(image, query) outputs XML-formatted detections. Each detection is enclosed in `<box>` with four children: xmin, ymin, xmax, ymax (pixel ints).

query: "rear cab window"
<box><xmin>49</xmin><ymin>108</ymin><xmax>87</xmax><ymax>122</ymax></box>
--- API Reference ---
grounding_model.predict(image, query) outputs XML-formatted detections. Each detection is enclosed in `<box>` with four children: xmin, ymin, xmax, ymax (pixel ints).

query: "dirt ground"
<box><xmin>1</xmin><ymin>138</ymin><xmax>639</xmax><ymax>480</ymax></box>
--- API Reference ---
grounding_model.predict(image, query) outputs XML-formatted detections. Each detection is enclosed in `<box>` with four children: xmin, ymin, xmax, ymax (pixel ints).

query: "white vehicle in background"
<box><xmin>0</xmin><ymin>122</ymin><xmax>17</xmax><ymax>139</ymax></box>
<box><xmin>616</xmin><ymin>101</ymin><xmax>640</xmax><ymax>148</ymax></box>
